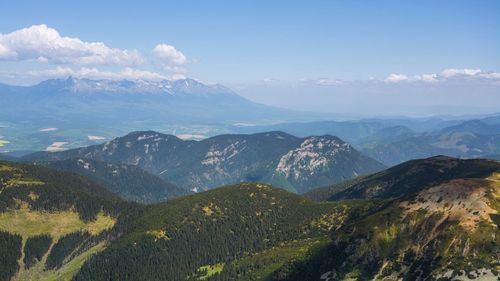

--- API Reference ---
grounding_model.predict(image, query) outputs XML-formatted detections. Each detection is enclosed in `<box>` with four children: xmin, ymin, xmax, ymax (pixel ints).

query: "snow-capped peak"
<box><xmin>35</xmin><ymin>77</ymin><xmax>236</xmax><ymax>97</ymax></box>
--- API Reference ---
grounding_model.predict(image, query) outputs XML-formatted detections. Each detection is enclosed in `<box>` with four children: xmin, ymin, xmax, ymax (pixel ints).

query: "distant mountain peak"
<box><xmin>31</xmin><ymin>76</ymin><xmax>237</xmax><ymax>97</ymax></box>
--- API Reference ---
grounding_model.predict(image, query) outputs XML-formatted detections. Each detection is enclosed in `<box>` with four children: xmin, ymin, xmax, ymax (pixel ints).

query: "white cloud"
<box><xmin>152</xmin><ymin>44</ymin><xmax>187</xmax><ymax>65</ymax></box>
<box><xmin>30</xmin><ymin>66</ymin><xmax>74</xmax><ymax>77</ymax></box>
<box><xmin>0</xmin><ymin>24</ymin><xmax>143</xmax><ymax>65</ymax></box>
<box><xmin>418</xmin><ymin>73</ymin><xmax>439</xmax><ymax>83</ymax></box>
<box><xmin>170</xmin><ymin>73</ymin><xmax>187</xmax><ymax>80</ymax></box>
<box><xmin>385</xmin><ymin>68</ymin><xmax>500</xmax><ymax>83</ymax></box>
<box><xmin>315</xmin><ymin>78</ymin><xmax>343</xmax><ymax>86</ymax></box>
<box><xmin>385</xmin><ymin>74</ymin><xmax>411</xmax><ymax>83</ymax></box>
<box><xmin>296</xmin><ymin>78</ymin><xmax>345</xmax><ymax>86</ymax></box>
<box><xmin>440</xmin><ymin>68</ymin><xmax>481</xmax><ymax>78</ymax></box>
<box><xmin>0</xmin><ymin>25</ymin><xmax>194</xmax><ymax>83</ymax></box>
<box><xmin>0</xmin><ymin>43</ymin><xmax>15</xmax><ymax>59</ymax></box>
<box><xmin>29</xmin><ymin>66</ymin><xmax>170</xmax><ymax>81</ymax></box>
<box><xmin>119</xmin><ymin>67</ymin><xmax>170</xmax><ymax>80</ymax></box>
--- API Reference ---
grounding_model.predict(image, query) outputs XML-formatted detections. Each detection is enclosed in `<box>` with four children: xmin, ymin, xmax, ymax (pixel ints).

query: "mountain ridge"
<box><xmin>38</xmin><ymin>158</ymin><xmax>186</xmax><ymax>203</ymax></box>
<box><xmin>22</xmin><ymin>130</ymin><xmax>385</xmax><ymax>193</ymax></box>
<box><xmin>305</xmin><ymin>155</ymin><xmax>500</xmax><ymax>201</ymax></box>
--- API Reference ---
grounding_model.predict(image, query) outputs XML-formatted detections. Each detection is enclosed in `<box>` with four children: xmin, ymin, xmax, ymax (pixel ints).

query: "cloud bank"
<box><xmin>29</xmin><ymin>66</ymin><xmax>172</xmax><ymax>81</ymax></box>
<box><xmin>384</xmin><ymin>69</ymin><xmax>500</xmax><ymax>83</ymax></box>
<box><xmin>0</xmin><ymin>24</ymin><xmax>143</xmax><ymax>65</ymax></box>
<box><xmin>0</xmin><ymin>24</ymin><xmax>190</xmax><ymax>81</ymax></box>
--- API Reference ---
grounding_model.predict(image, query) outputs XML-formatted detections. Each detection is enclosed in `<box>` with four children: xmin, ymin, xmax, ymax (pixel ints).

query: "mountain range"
<box><xmin>235</xmin><ymin>117</ymin><xmax>500</xmax><ymax>166</ymax></box>
<box><xmin>1</xmin><ymin>77</ymin><xmax>499</xmax><ymax>167</ymax></box>
<box><xmin>364</xmin><ymin>119</ymin><xmax>500</xmax><ymax>165</ymax></box>
<box><xmin>0</xmin><ymin>77</ymin><xmax>324</xmax><ymax>152</ymax></box>
<box><xmin>1</xmin><ymin>155</ymin><xmax>498</xmax><ymax>280</ymax></box>
<box><xmin>0</xmin><ymin>77</ymin><xmax>326</xmax><ymax>153</ymax></box>
<box><xmin>0</xmin><ymin>77</ymin><xmax>293</xmax><ymax>124</ymax></box>
<box><xmin>23</xmin><ymin>131</ymin><xmax>385</xmax><ymax>193</ymax></box>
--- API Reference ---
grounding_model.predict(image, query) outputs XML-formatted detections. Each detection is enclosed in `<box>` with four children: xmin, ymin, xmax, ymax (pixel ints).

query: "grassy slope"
<box><xmin>13</xmin><ymin>242</ymin><xmax>107</xmax><ymax>281</ymax></box>
<box><xmin>0</xmin><ymin>161</ymin><xmax>135</xmax><ymax>281</ymax></box>
<box><xmin>0</xmin><ymin>207</ymin><xmax>115</xmax><ymax>238</ymax></box>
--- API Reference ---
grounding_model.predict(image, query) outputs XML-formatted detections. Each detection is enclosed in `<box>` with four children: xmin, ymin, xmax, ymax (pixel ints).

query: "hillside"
<box><xmin>273</xmin><ymin>158</ymin><xmax>500</xmax><ymax>280</ymax></box>
<box><xmin>39</xmin><ymin>158</ymin><xmax>186</xmax><ymax>203</ymax></box>
<box><xmin>72</xmin><ymin>183</ymin><xmax>382</xmax><ymax>281</ymax></box>
<box><xmin>306</xmin><ymin>156</ymin><xmax>500</xmax><ymax>201</ymax></box>
<box><xmin>23</xmin><ymin>131</ymin><xmax>385</xmax><ymax>193</ymax></box>
<box><xmin>0</xmin><ymin>160</ymin><xmax>384</xmax><ymax>281</ymax></box>
<box><xmin>1</xmin><ymin>157</ymin><xmax>499</xmax><ymax>280</ymax></box>
<box><xmin>0</xmin><ymin>161</ymin><xmax>140</xmax><ymax>281</ymax></box>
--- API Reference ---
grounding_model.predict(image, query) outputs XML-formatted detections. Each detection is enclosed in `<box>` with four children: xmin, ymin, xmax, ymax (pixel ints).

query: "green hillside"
<box><xmin>0</xmin><ymin>161</ymin><xmax>140</xmax><ymax>281</ymax></box>
<box><xmin>1</xmin><ymin>157</ymin><xmax>499</xmax><ymax>280</ymax></box>
<box><xmin>276</xmin><ymin>158</ymin><xmax>500</xmax><ymax>280</ymax></box>
<box><xmin>39</xmin><ymin>158</ymin><xmax>186</xmax><ymax>203</ymax></box>
<box><xmin>73</xmin><ymin>183</ymin><xmax>383</xmax><ymax>281</ymax></box>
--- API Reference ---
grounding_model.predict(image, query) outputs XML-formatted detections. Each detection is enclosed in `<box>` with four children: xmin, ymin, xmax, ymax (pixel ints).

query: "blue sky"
<box><xmin>0</xmin><ymin>0</ymin><xmax>499</xmax><ymax>115</ymax></box>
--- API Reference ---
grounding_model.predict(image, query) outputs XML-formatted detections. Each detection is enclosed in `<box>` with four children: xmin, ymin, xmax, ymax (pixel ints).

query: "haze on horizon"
<box><xmin>0</xmin><ymin>0</ymin><xmax>498</xmax><ymax>117</ymax></box>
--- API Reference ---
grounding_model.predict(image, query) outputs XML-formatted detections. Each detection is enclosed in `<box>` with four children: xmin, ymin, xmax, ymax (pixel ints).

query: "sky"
<box><xmin>0</xmin><ymin>0</ymin><xmax>499</xmax><ymax>116</ymax></box>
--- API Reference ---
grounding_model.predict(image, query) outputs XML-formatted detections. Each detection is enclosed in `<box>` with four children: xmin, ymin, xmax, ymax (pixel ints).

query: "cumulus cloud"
<box><xmin>0</xmin><ymin>24</ymin><xmax>143</xmax><ymax>65</ymax></box>
<box><xmin>152</xmin><ymin>44</ymin><xmax>187</xmax><ymax>65</ymax></box>
<box><xmin>29</xmin><ymin>66</ymin><xmax>171</xmax><ymax>81</ymax></box>
<box><xmin>0</xmin><ymin>25</ymin><xmax>194</xmax><ymax>83</ymax></box>
<box><xmin>441</xmin><ymin>68</ymin><xmax>481</xmax><ymax>78</ymax></box>
<box><xmin>294</xmin><ymin>78</ymin><xmax>345</xmax><ymax>87</ymax></box>
<box><xmin>384</xmin><ymin>68</ymin><xmax>500</xmax><ymax>83</ymax></box>
<box><xmin>384</xmin><ymin>74</ymin><xmax>411</xmax><ymax>83</ymax></box>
